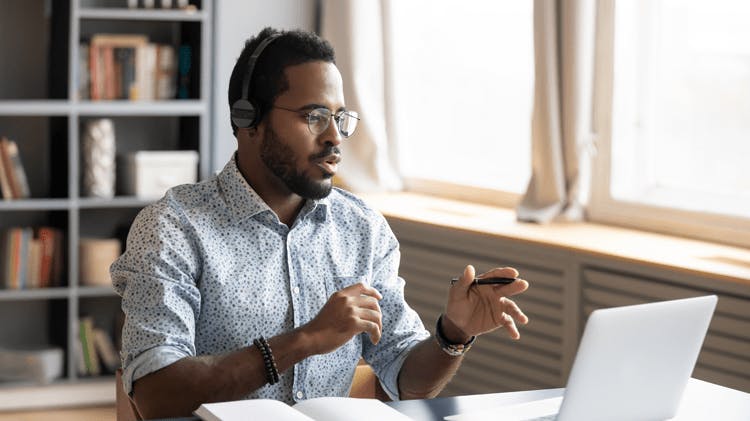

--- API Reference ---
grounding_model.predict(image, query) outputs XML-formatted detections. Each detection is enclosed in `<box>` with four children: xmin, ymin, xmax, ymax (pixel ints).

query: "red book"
<box><xmin>37</xmin><ymin>227</ymin><xmax>57</xmax><ymax>288</ymax></box>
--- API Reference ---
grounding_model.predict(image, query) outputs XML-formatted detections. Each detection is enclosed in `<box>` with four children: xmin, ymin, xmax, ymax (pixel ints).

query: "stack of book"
<box><xmin>0</xmin><ymin>227</ymin><xmax>64</xmax><ymax>289</ymax></box>
<box><xmin>76</xmin><ymin>316</ymin><xmax>120</xmax><ymax>376</ymax></box>
<box><xmin>0</xmin><ymin>137</ymin><xmax>30</xmax><ymax>200</ymax></box>
<box><xmin>80</xmin><ymin>33</ymin><xmax>182</xmax><ymax>101</ymax></box>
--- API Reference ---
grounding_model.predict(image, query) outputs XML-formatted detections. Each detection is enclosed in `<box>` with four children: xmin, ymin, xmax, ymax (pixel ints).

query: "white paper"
<box><xmin>195</xmin><ymin>399</ymin><xmax>314</xmax><ymax>421</ymax></box>
<box><xmin>195</xmin><ymin>397</ymin><xmax>412</xmax><ymax>421</ymax></box>
<box><xmin>293</xmin><ymin>397</ymin><xmax>413</xmax><ymax>421</ymax></box>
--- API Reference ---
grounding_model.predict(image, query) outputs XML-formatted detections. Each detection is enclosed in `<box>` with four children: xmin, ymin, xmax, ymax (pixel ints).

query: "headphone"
<box><xmin>231</xmin><ymin>33</ymin><xmax>282</xmax><ymax>129</ymax></box>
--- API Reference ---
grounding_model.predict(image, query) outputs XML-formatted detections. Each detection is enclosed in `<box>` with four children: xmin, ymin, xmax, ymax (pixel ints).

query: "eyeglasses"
<box><xmin>273</xmin><ymin>105</ymin><xmax>360</xmax><ymax>138</ymax></box>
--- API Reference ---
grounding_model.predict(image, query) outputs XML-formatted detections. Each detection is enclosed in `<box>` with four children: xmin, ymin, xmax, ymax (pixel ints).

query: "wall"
<box><xmin>211</xmin><ymin>0</ymin><xmax>318</xmax><ymax>173</ymax></box>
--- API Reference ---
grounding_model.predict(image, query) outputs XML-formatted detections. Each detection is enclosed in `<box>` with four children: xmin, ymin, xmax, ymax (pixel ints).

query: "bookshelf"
<box><xmin>0</xmin><ymin>0</ymin><xmax>212</xmax><ymax>397</ymax></box>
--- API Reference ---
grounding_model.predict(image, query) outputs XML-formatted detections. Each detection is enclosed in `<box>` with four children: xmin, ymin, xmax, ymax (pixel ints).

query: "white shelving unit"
<box><xmin>0</xmin><ymin>0</ymin><xmax>212</xmax><ymax>401</ymax></box>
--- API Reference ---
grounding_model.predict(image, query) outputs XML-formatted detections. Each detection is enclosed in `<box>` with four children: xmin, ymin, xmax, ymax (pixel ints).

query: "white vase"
<box><xmin>82</xmin><ymin>119</ymin><xmax>116</xmax><ymax>198</ymax></box>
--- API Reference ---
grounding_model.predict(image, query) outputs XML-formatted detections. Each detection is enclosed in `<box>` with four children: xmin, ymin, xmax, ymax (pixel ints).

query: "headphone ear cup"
<box><xmin>231</xmin><ymin>98</ymin><xmax>258</xmax><ymax>128</ymax></box>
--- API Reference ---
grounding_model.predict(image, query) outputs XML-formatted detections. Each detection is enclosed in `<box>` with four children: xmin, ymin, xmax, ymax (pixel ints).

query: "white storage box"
<box><xmin>0</xmin><ymin>347</ymin><xmax>64</xmax><ymax>384</ymax></box>
<box><xmin>120</xmin><ymin>150</ymin><xmax>198</xmax><ymax>198</ymax></box>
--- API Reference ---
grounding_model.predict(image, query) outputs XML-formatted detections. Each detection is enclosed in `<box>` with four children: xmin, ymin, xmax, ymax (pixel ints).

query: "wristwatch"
<box><xmin>435</xmin><ymin>314</ymin><xmax>476</xmax><ymax>356</ymax></box>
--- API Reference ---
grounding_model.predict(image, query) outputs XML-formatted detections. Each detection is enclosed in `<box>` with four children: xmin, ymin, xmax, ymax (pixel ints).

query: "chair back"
<box><xmin>349</xmin><ymin>362</ymin><xmax>390</xmax><ymax>401</ymax></box>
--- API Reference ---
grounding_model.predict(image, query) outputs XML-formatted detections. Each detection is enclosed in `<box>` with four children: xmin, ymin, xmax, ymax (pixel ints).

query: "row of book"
<box><xmin>80</xmin><ymin>33</ymin><xmax>192</xmax><ymax>101</ymax></box>
<box><xmin>76</xmin><ymin>316</ymin><xmax>120</xmax><ymax>376</ymax></box>
<box><xmin>0</xmin><ymin>227</ymin><xmax>64</xmax><ymax>289</ymax></box>
<box><xmin>0</xmin><ymin>137</ymin><xmax>31</xmax><ymax>200</ymax></box>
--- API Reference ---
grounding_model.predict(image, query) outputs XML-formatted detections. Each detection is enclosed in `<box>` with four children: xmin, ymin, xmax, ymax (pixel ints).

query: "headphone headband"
<box><xmin>232</xmin><ymin>33</ymin><xmax>282</xmax><ymax>129</ymax></box>
<box><xmin>240</xmin><ymin>33</ymin><xmax>282</xmax><ymax>101</ymax></box>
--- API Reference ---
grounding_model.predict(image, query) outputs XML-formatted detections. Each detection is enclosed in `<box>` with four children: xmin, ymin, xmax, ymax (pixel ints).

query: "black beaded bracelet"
<box><xmin>253</xmin><ymin>336</ymin><xmax>279</xmax><ymax>385</ymax></box>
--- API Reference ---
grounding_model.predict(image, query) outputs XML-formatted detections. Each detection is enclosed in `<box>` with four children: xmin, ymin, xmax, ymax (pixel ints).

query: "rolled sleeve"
<box><xmin>121</xmin><ymin>345</ymin><xmax>190</xmax><ymax>395</ymax></box>
<box><xmin>111</xmin><ymin>198</ymin><xmax>201</xmax><ymax>395</ymax></box>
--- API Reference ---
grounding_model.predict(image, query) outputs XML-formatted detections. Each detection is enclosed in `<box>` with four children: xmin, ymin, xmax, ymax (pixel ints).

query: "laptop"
<box><xmin>445</xmin><ymin>295</ymin><xmax>718</xmax><ymax>421</ymax></box>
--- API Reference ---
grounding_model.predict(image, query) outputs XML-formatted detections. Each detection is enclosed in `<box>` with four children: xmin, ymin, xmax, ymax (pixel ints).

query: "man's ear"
<box><xmin>237</xmin><ymin>126</ymin><xmax>261</xmax><ymax>142</ymax></box>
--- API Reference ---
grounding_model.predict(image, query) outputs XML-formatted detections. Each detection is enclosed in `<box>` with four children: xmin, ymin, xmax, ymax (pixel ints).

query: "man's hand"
<box><xmin>443</xmin><ymin>265</ymin><xmax>529</xmax><ymax>342</ymax></box>
<box><xmin>301</xmin><ymin>282</ymin><xmax>383</xmax><ymax>355</ymax></box>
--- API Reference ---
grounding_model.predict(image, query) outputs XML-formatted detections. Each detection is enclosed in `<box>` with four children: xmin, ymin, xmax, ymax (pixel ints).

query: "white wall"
<box><xmin>211</xmin><ymin>0</ymin><xmax>317</xmax><ymax>173</ymax></box>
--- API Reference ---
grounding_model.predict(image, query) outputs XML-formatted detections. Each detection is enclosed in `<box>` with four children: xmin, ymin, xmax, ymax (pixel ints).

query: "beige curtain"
<box><xmin>321</xmin><ymin>0</ymin><xmax>402</xmax><ymax>192</ymax></box>
<box><xmin>517</xmin><ymin>0</ymin><xmax>597</xmax><ymax>222</ymax></box>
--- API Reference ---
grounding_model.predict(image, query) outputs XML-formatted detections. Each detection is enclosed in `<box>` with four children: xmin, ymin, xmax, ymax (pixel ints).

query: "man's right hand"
<box><xmin>302</xmin><ymin>282</ymin><xmax>383</xmax><ymax>355</ymax></box>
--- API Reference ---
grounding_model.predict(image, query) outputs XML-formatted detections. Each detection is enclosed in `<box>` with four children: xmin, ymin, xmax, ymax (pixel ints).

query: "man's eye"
<box><xmin>308</xmin><ymin>113</ymin><xmax>326</xmax><ymax>123</ymax></box>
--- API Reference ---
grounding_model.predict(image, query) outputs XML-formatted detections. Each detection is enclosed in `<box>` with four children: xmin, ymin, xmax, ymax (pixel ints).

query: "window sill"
<box><xmin>360</xmin><ymin>192</ymin><xmax>750</xmax><ymax>286</ymax></box>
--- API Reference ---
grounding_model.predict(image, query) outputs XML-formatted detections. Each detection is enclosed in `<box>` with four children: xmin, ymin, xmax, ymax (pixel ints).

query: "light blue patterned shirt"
<box><xmin>111</xmin><ymin>155</ymin><xmax>429</xmax><ymax>403</ymax></box>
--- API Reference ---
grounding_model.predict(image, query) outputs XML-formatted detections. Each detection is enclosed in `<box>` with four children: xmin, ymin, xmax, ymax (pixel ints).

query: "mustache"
<box><xmin>310</xmin><ymin>146</ymin><xmax>341</xmax><ymax>163</ymax></box>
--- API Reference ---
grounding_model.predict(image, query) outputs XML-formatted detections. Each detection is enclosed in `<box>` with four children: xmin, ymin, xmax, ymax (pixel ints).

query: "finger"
<box><xmin>344</xmin><ymin>281</ymin><xmax>383</xmax><ymax>300</ymax></box>
<box><xmin>501</xmin><ymin>313</ymin><xmax>521</xmax><ymax>340</ymax></box>
<box><xmin>355</xmin><ymin>295</ymin><xmax>382</xmax><ymax>314</ymax></box>
<box><xmin>492</xmin><ymin>278</ymin><xmax>529</xmax><ymax>297</ymax></box>
<box><xmin>357</xmin><ymin>307</ymin><xmax>383</xmax><ymax>330</ymax></box>
<box><xmin>358</xmin><ymin>319</ymin><xmax>382</xmax><ymax>345</ymax></box>
<box><xmin>454</xmin><ymin>265</ymin><xmax>476</xmax><ymax>290</ymax></box>
<box><xmin>499</xmin><ymin>297</ymin><xmax>529</xmax><ymax>325</ymax></box>
<box><xmin>477</xmin><ymin>266</ymin><xmax>519</xmax><ymax>280</ymax></box>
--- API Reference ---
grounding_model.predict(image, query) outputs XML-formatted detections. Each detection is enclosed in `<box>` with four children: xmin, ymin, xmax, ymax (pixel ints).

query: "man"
<box><xmin>112</xmin><ymin>27</ymin><xmax>529</xmax><ymax>418</ymax></box>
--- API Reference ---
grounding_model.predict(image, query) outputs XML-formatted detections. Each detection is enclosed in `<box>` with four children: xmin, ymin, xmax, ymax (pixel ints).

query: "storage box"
<box><xmin>0</xmin><ymin>347</ymin><xmax>64</xmax><ymax>384</ymax></box>
<box><xmin>119</xmin><ymin>150</ymin><xmax>198</xmax><ymax>198</ymax></box>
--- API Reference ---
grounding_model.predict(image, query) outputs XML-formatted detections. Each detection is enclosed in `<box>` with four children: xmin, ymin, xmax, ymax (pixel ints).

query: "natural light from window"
<box><xmin>611</xmin><ymin>0</ymin><xmax>750</xmax><ymax>218</ymax></box>
<box><xmin>388</xmin><ymin>1</ymin><xmax>534</xmax><ymax>194</ymax></box>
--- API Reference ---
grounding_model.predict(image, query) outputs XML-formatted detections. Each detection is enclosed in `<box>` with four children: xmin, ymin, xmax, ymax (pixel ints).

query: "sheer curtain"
<box><xmin>320</xmin><ymin>0</ymin><xmax>402</xmax><ymax>192</ymax></box>
<box><xmin>516</xmin><ymin>0</ymin><xmax>597</xmax><ymax>222</ymax></box>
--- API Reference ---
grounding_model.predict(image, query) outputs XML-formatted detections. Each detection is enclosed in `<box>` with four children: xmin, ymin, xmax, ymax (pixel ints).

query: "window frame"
<box><xmin>588</xmin><ymin>0</ymin><xmax>750</xmax><ymax>249</ymax></box>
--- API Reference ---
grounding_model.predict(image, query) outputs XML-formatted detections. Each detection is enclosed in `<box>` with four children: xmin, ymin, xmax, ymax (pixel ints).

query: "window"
<box><xmin>387</xmin><ymin>1</ymin><xmax>534</xmax><ymax>205</ymax></box>
<box><xmin>591</xmin><ymin>0</ymin><xmax>750</xmax><ymax>247</ymax></box>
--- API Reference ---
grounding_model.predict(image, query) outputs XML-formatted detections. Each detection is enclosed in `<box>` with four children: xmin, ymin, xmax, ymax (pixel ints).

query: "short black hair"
<box><xmin>228</xmin><ymin>27</ymin><xmax>336</xmax><ymax>136</ymax></box>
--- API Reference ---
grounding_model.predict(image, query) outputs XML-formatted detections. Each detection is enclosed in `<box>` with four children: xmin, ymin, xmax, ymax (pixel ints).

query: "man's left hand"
<box><xmin>442</xmin><ymin>265</ymin><xmax>529</xmax><ymax>343</ymax></box>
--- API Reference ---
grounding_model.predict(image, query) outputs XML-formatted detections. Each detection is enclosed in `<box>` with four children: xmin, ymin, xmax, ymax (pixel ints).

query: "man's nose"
<box><xmin>319</xmin><ymin>116</ymin><xmax>343</xmax><ymax>146</ymax></box>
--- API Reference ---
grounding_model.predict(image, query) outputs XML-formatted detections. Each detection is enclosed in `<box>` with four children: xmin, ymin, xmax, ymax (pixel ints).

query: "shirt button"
<box><xmin>293</xmin><ymin>286</ymin><xmax>300</xmax><ymax>295</ymax></box>
<box><xmin>296</xmin><ymin>391</ymin><xmax>304</xmax><ymax>399</ymax></box>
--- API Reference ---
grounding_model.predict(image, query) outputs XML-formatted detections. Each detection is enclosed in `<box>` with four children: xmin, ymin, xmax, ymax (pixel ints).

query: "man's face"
<box><xmin>259</xmin><ymin>61</ymin><xmax>346</xmax><ymax>200</ymax></box>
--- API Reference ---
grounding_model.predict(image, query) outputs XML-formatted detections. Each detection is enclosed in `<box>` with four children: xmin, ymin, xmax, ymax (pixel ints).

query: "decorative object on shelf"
<box><xmin>79</xmin><ymin>237</ymin><xmax>121</xmax><ymax>286</ymax></box>
<box><xmin>82</xmin><ymin>119</ymin><xmax>116</xmax><ymax>198</ymax></box>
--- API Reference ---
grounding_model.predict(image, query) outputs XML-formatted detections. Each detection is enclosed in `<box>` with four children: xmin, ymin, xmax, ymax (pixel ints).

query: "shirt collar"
<box><xmin>218</xmin><ymin>154</ymin><xmax>331</xmax><ymax>223</ymax></box>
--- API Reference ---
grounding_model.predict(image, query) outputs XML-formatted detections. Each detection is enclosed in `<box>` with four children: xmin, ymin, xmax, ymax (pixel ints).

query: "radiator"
<box><xmin>398</xmin><ymin>240</ymin><xmax>567</xmax><ymax>396</ymax></box>
<box><xmin>581</xmin><ymin>267</ymin><xmax>750</xmax><ymax>392</ymax></box>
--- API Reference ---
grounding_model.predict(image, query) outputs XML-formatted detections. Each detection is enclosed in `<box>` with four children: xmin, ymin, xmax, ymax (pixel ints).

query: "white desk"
<box><xmin>385</xmin><ymin>378</ymin><xmax>750</xmax><ymax>421</ymax></box>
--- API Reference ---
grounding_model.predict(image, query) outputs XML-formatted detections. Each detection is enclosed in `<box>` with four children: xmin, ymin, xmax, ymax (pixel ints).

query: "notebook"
<box><xmin>446</xmin><ymin>295</ymin><xmax>718</xmax><ymax>421</ymax></box>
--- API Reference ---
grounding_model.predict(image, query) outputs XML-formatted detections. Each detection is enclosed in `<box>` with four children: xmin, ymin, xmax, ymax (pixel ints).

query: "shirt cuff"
<box><xmin>377</xmin><ymin>332</ymin><xmax>430</xmax><ymax>401</ymax></box>
<box><xmin>121</xmin><ymin>345</ymin><xmax>190</xmax><ymax>395</ymax></box>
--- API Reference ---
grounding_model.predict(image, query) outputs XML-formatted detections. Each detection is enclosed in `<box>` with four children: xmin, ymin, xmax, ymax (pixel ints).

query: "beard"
<box><xmin>259</xmin><ymin>126</ymin><xmax>335</xmax><ymax>200</ymax></box>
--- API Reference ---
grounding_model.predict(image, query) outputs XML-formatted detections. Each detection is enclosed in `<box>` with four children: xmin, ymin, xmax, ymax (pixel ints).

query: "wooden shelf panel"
<box><xmin>0</xmin><ymin>101</ymin><xmax>70</xmax><ymax>116</ymax></box>
<box><xmin>76</xmin><ymin>100</ymin><xmax>206</xmax><ymax>116</ymax></box>
<box><xmin>78</xmin><ymin>196</ymin><xmax>155</xmax><ymax>209</ymax></box>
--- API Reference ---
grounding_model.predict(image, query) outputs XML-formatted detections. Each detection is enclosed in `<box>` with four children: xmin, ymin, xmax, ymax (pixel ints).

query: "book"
<box><xmin>79</xmin><ymin>44</ymin><xmax>90</xmax><ymax>100</ymax></box>
<box><xmin>0</xmin><ymin>138</ymin><xmax>30</xmax><ymax>199</ymax></box>
<box><xmin>26</xmin><ymin>238</ymin><xmax>41</xmax><ymax>288</ymax></box>
<box><xmin>0</xmin><ymin>138</ymin><xmax>21</xmax><ymax>199</ymax></box>
<box><xmin>78</xmin><ymin>317</ymin><xmax>101</xmax><ymax>376</ymax></box>
<box><xmin>89</xmin><ymin>34</ymin><xmax>148</xmax><ymax>101</ymax></box>
<box><xmin>155</xmin><ymin>44</ymin><xmax>176</xmax><ymax>99</ymax></box>
<box><xmin>93</xmin><ymin>328</ymin><xmax>120</xmax><ymax>373</ymax></box>
<box><xmin>177</xmin><ymin>44</ymin><xmax>191</xmax><ymax>99</ymax></box>
<box><xmin>36</xmin><ymin>227</ymin><xmax>57</xmax><ymax>288</ymax></box>
<box><xmin>0</xmin><ymin>139</ymin><xmax>12</xmax><ymax>200</ymax></box>
<box><xmin>194</xmin><ymin>397</ymin><xmax>412</xmax><ymax>421</ymax></box>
